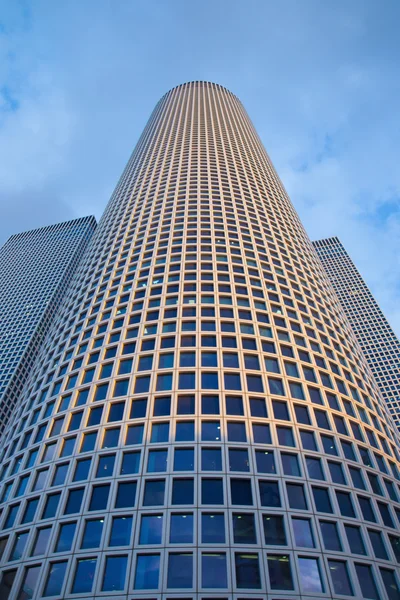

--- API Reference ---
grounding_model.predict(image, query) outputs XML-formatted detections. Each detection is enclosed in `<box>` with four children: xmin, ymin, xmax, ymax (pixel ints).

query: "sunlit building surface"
<box><xmin>0</xmin><ymin>82</ymin><xmax>399</xmax><ymax>600</ymax></box>
<box><xmin>313</xmin><ymin>236</ymin><xmax>400</xmax><ymax>435</ymax></box>
<box><xmin>0</xmin><ymin>217</ymin><xmax>96</xmax><ymax>433</ymax></box>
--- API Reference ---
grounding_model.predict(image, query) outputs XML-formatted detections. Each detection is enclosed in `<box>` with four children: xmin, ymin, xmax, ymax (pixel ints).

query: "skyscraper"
<box><xmin>313</xmin><ymin>236</ymin><xmax>400</xmax><ymax>432</ymax></box>
<box><xmin>0</xmin><ymin>82</ymin><xmax>400</xmax><ymax>600</ymax></box>
<box><xmin>0</xmin><ymin>216</ymin><xmax>96</xmax><ymax>433</ymax></box>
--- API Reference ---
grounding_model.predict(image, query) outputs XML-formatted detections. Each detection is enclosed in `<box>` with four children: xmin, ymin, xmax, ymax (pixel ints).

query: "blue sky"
<box><xmin>1</xmin><ymin>0</ymin><xmax>400</xmax><ymax>335</ymax></box>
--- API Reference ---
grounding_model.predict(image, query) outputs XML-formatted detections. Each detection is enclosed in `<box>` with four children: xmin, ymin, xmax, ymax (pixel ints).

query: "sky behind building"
<box><xmin>1</xmin><ymin>0</ymin><xmax>399</xmax><ymax>334</ymax></box>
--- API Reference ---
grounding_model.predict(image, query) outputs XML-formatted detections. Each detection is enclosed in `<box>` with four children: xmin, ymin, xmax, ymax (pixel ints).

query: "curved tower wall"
<box><xmin>0</xmin><ymin>81</ymin><xmax>399</xmax><ymax>600</ymax></box>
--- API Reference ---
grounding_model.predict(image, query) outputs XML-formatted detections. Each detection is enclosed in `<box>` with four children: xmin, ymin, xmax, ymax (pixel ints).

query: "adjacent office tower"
<box><xmin>314</xmin><ymin>237</ymin><xmax>400</xmax><ymax>433</ymax></box>
<box><xmin>0</xmin><ymin>217</ymin><xmax>96</xmax><ymax>433</ymax></box>
<box><xmin>0</xmin><ymin>82</ymin><xmax>400</xmax><ymax>600</ymax></box>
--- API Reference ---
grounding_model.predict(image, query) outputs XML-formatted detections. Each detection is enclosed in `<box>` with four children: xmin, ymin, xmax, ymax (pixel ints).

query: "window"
<box><xmin>10</xmin><ymin>531</ymin><xmax>28</xmax><ymax>560</ymax></box>
<box><xmin>267</xmin><ymin>554</ymin><xmax>294</xmax><ymax>590</ymax></box>
<box><xmin>201</xmin><ymin>395</ymin><xmax>219</xmax><ymax>414</ymax></box>
<box><xmin>256</xmin><ymin>450</ymin><xmax>275</xmax><ymax>473</ymax></box>
<box><xmin>233</xmin><ymin>513</ymin><xmax>257</xmax><ymax>543</ymax></box>
<box><xmin>202</xmin><ymin>447</ymin><xmax>222</xmax><ymax>471</ymax></box>
<box><xmin>143</xmin><ymin>480</ymin><xmax>165</xmax><ymax>506</ymax></box>
<box><xmin>337</xmin><ymin>491</ymin><xmax>356</xmax><ymax>518</ymax></box>
<box><xmin>115</xmin><ymin>481</ymin><xmax>136</xmax><ymax>508</ymax></box>
<box><xmin>227</xmin><ymin>421</ymin><xmax>247</xmax><ymax>441</ymax></box>
<box><xmin>151</xmin><ymin>422</ymin><xmax>169</xmax><ymax>443</ymax></box>
<box><xmin>355</xmin><ymin>564</ymin><xmax>380</xmax><ymax>600</ymax></box>
<box><xmin>263</xmin><ymin>514</ymin><xmax>286</xmax><ymax>545</ymax></box>
<box><xmin>306</xmin><ymin>456</ymin><xmax>325</xmax><ymax>480</ymax></box>
<box><xmin>380</xmin><ymin>568</ymin><xmax>400</xmax><ymax>600</ymax></box>
<box><xmin>201</xmin><ymin>478</ymin><xmax>223</xmax><ymax>504</ymax></box>
<box><xmin>134</xmin><ymin>554</ymin><xmax>160</xmax><ymax>589</ymax></box>
<box><xmin>229</xmin><ymin>448</ymin><xmax>249</xmax><ymax>471</ymax></box>
<box><xmin>277</xmin><ymin>426</ymin><xmax>295</xmax><ymax>447</ymax></box>
<box><xmin>167</xmin><ymin>553</ymin><xmax>193</xmax><ymax>588</ymax></box>
<box><xmin>81</xmin><ymin>519</ymin><xmax>103</xmax><ymax>549</ymax></box>
<box><xmin>202</xmin><ymin>512</ymin><xmax>225</xmax><ymax>543</ymax></box>
<box><xmin>273</xmin><ymin>400</ymin><xmax>290</xmax><ymax>420</ymax></box>
<box><xmin>174</xmin><ymin>448</ymin><xmax>194</xmax><ymax>471</ymax></box>
<box><xmin>345</xmin><ymin>525</ymin><xmax>366</xmax><ymax>555</ymax></box>
<box><xmin>16</xmin><ymin>566</ymin><xmax>40</xmax><ymax>600</ymax></box>
<box><xmin>170</xmin><ymin>513</ymin><xmax>193</xmax><ymax>543</ymax></box>
<box><xmin>201</xmin><ymin>421</ymin><xmax>221</xmax><ymax>441</ymax></box>
<box><xmin>101</xmin><ymin>555</ymin><xmax>127</xmax><ymax>591</ymax></box>
<box><xmin>313</xmin><ymin>487</ymin><xmax>333</xmax><ymax>513</ymax></box>
<box><xmin>176</xmin><ymin>420</ymin><xmax>195</xmax><ymax>441</ymax></box>
<box><xmin>72</xmin><ymin>559</ymin><xmax>97</xmax><ymax>594</ymax></box>
<box><xmin>292</xmin><ymin>517</ymin><xmax>314</xmax><ymax>547</ymax></box>
<box><xmin>147</xmin><ymin>449</ymin><xmax>168</xmax><ymax>472</ymax></box>
<box><xmin>368</xmin><ymin>529</ymin><xmax>389</xmax><ymax>559</ymax></box>
<box><xmin>109</xmin><ymin>516</ymin><xmax>132</xmax><ymax>546</ymax></box>
<box><xmin>282</xmin><ymin>452</ymin><xmax>300</xmax><ymax>476</ymax></box>
<box><xmin>259</xmin><ymin>480</ymin><xmax>281</xmax><ymax>507</ymax></box>
<box><xmin>121</xmin><ymin>451</ymin><xmax>140</xmax><ymax>474</ymax></box>
<box><xmin>298</xmin><ymin>557</ymin><xmax>324</xmax><ymax>593</ymax></box>
<box><xmin>171</xmin><ymin>478</ymin><xmax>194</xmax><ymax>504</ymax></box>
<box><xmin>55</xmin><ymin>522</ymin><xmax>76</xmax><ymax>552</ymax></box>
<box><xmin>43</xmin><ymin>562</ymin><xmax>68</xmax><ymax>596</ymax></box>
<box><xmin>320</xmin><ymin>520</ymin><xmax>342</xmax><ymax>551</ymax></box>
<box><xmin>235</xmin><ymin>553</ymin><xmax>261</xmax><ymax>588</ymax></box>
<box><xmin>89</xmin><ymin>484</ymin><xmax>110</xmax><ymax>511</ymax></box>
<box><xmin>287</xmin><ymin>483</ymin><xmax>307</xmax><ymax>509</ymax></box>
<box><xmin>202</xmin><ymin>553</ymin><xmax>227</xmax><ymax>588</ymax></box>
<box><xmin>328</xmin><ymin>560</ymin><xmax>353</xmax><ymax>596</ymax></box>
<box><xmin>231</xmin><ymin>478</ymin><xmax>253</xmax><ymax>505</ymax></box>
<box><xmin>64</xmin><ymin>488</ymin><xmax>84</xmax><ymax>514</ymax></box>
<box><xmin>139</xmin><ymin>514</ymin><xmax>163</xmax><ymax>545</ymax></box>
<box><xmin>96</xmin><ymin>454</ymin><xmax>115</xmax><ymax>478</ymax></box>
<box><xmin>253</xmin><ymin>423</ymin><xmax>272</xmax><ymax>444</ymax></box>
<box><xmin>177</xmin><ymin>394</ymin><xmax>195</xmax><ymax>414</ymax></box>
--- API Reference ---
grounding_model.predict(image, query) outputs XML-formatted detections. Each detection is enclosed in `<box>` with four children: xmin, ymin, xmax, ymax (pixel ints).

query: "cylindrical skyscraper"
<box><xmin>0</xmin><ymin>82</ymin><xmax>399</xmax><ymax>600</ymax></box>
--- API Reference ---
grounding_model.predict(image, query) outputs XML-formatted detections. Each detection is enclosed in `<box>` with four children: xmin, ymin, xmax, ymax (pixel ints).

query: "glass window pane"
<box><xmin>140</xmin><ymin>515</ymin><xmax>163</xmax><ymax>545</ymax></box>
<box><xmin>81</xmin><ymin>519</ymin><xmax>103</xmax><ymax>549</ymax></box>
<box><xmin>201</xmin><ymin>513</ymin><xmax>225</xmax><ymax>543</ymax></box>
<box><xmin>233</xmin><ymin>513</ymin><xmax>257</xmax><ymax>544</ymax></box>
<box><xmin>55</xmin><ymin>522</ymin><xmax>76</xmax><ymax>553</ymax></box>
<box><xmin>134</xmin><ymin>554</ymin><xmax>160</xmax><ymax>589</ymax></box>
<box><xmin>320</xmin><ymin>520</ymin><xmax>342</xmax><ymax>551</ymax></box>
<box><xmin>355</xmin><ymin>564</ymin><xmax>379</xmax><ymax>600</ymax></box>
<box><xmin>101</xmin><ymin>555</ymin><xmax>127</xmax><ymax>591</ymax></box>
<box><xmin>143</xmin><ymin>480</ymin><xmax>165</xmax><ymax>506</ymax></box>
<box><xmin>109</xmin><ymin>516</ymin><xmax>132</xmax><ymax>546</ymax></box>
<box><xmin>267</xmin><ymin>554</ymin><xmax>294</xmax><ymax>590</ymax></box>
<box><xmin>263</xmin><ymin>515</ymin><xmax>287</xmax><ymax>545</ymax></box>
<box><xmin>298</xmin><ymin>557</ymin><xmax>324</xmax><ymax>593</ymax></box>
<box><xmin>201</xmin><ymin>447</ymin><xmax>222</xmax><ymax>471</ymax></box>
<box><xmin>292</xmin><ymin>518</ymin><xmax>314</xmax><ymax>548</ymax></box>
<box><xmin>17</xmin><ymin>566</ymin><xmax>40</xmax><ymax>600</ymax></box>
<box><xmin>43</xmin><ymin>562</ymin><xmax>67</xmax><ymax>596</ymax></box>
<box><xmin>328</xmin><ymin>560</ymin><xmax>353</xmax><ymax>596</ymax></box>
<box><xmin>235</xmin><ymin>553</ymin><xmax>261</xmax><ymax>589</ymax></box>
<box><xmin>167</xmin><ymin>553</ymin><xmax>193</xmax><ymax>588</ymax></box>
<box><xmin>72</xmin><ymin>558</ymin><xmax>97</xmax><ymax>594</ymax></box>
<box><xmin>170</xmin><ymin>513</ymin><xmax>193</xmax><ymax>543</ymax></box>
<box><xmin>202</xmin><ymin>553</ymin><xmax>227</xmax><ymax>588</ymax></box>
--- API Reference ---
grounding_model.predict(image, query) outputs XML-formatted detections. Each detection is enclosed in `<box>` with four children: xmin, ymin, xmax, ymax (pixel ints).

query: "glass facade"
<box><xmin>0</xmin><ymin>81</ymin><xmax>399</xmax><ymax>599</ymax></box>
<box><xmin>313</xmin><ymin>236</ymin><xmax>400</xmax><ymax>434</ymax></box>
<box><xmin>0</xmin><ymin>217</ymin><xmax>96</xmax><ymax>433</ymax></box>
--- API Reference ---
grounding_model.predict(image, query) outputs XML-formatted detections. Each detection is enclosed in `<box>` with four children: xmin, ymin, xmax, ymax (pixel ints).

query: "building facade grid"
<box><xmin>0</xmin><ymin>83</ymin><xmax>399</xmax><ymax>599</ymax></box>
<box><xmin>313</xmin><ymin>236</ymin><xmax>400</xmax><ymax>433</ymax></box>
<box><xmin>0</xmin><ymin>217</ymin><xmax>97</xmax><ymax>433</ymax></box>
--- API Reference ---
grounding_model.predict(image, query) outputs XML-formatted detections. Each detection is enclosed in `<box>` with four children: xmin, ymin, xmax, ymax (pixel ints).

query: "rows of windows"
<box><xmin>1</xmin><ymin>82</ymin><xmax>399</xmax><ymax>599</ymax></box>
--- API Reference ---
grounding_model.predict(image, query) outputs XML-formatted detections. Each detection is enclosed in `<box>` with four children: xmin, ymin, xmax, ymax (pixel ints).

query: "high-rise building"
<box><xmin>0</xmin><ymin>217</ymin><xmax>96</xmax><ymax>433</ymax></box>
<box><xmin>313</xmin><ymin>236</ymin><xmax>400</xmax><ymax>432</ymax></box>
<box><xmin>0</xmin><ymin>82</ymin><xmax>400</xmax><ymax>600</ymax></box>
